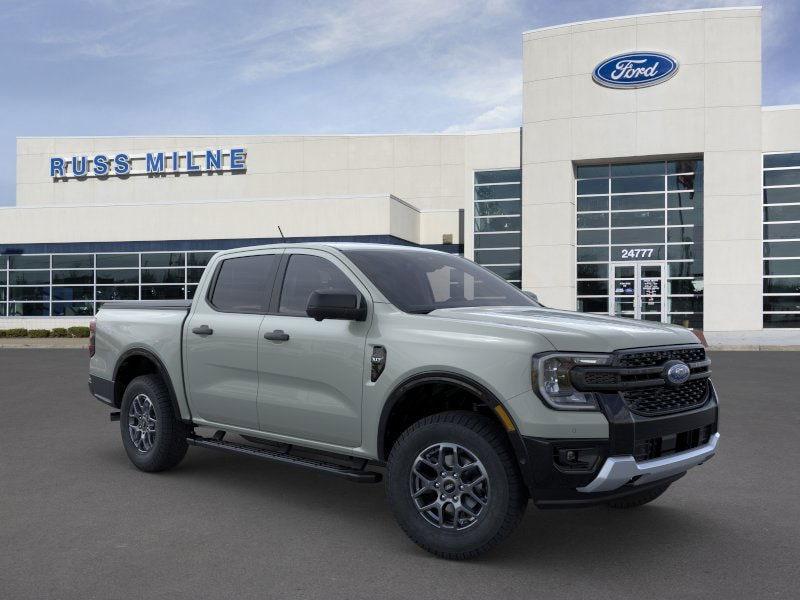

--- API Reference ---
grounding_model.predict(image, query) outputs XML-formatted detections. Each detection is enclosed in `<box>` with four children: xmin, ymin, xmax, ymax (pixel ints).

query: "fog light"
<box><xmin>555</xmin><ymin>447</ymin><xmax>601</xmax><ymax>471</ymax></box>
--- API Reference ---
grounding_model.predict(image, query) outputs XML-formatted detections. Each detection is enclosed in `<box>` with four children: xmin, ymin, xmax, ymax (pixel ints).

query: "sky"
<box><xmin>1</xmin><ymin>0</ymin><xmax>798</xmax><ymax>207</ymax></box>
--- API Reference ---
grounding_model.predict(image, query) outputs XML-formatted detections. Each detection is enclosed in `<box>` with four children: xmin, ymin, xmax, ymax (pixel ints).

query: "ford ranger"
<box><xmin>89</xmin><ymin>243</ymin><xmax>719</xmax><ymax>559</ymax></box>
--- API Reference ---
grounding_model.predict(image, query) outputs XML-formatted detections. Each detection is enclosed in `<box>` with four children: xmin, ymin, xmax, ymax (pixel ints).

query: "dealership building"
<box><xmin>2</xmin><ymin>5</ymin><xmax>799</xmax><ymax>344</ymax></box>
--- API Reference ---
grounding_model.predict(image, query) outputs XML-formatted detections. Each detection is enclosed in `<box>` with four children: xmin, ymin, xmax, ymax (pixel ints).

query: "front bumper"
<box><xmin>521</xmin><ymin>381</ymin><xmax>719</xmax><ymax>508</ymax></box>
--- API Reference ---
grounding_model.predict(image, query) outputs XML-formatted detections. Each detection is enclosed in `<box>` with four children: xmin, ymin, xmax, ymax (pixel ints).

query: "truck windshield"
<box><xmin>342</xmin><ymin>248</ymin><xmax>538</xmax><ymax>314</ymax></box>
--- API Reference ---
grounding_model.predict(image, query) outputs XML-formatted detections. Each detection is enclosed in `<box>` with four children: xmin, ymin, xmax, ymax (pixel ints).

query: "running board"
<box><xmin>186</xmin><ymin>435</ymin><xmax>382</xmax><ymax>483</ymax></box>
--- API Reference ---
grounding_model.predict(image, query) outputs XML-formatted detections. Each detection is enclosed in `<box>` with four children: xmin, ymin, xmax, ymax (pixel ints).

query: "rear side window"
<box><xmin>279</xmin><ymin>254</ymin><xmax>358</xmax><ymax>316</ymax></box>
<box><xmin>209</xmin><ymin>254</ymin><xmax>279</xmax><ymax>313</ymax></box>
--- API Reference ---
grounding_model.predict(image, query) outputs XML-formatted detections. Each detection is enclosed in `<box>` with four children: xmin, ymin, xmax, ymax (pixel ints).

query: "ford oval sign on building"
<box><xmin>592</xmin><ymin>51</ymin><xmax>678</xmax><ymax>89</ymax></box>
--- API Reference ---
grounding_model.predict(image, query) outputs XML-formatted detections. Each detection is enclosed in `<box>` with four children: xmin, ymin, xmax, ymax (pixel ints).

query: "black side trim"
<box><xmin>89</xmin><ymin>375</ymin><xmax>115</xmax><ymax>406</ymax></box>
<box><xmin>377</xmin><ymin>372</ymin><xmax>532</xmax><ymax>488</ymax></box>
<box><xmin>113</xmin><ymin>348</ymin><xmax>190</xmax><ymax>423</ymax></box>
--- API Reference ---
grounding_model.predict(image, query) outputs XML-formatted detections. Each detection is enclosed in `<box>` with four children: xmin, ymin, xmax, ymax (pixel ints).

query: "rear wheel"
<box><xmin>386</xmin><ymin>411</ymin><xmax>527</xmax><ymax>560</ymax></box>
<box><xmin>120</xmin><ymin>374</ymin><xmax>188</xmax><ymax>472</ymax></box>
<box><xmin>606</xmin><ymin>482</ymin><xmax>671</xmax><ymax>508</ymax></box>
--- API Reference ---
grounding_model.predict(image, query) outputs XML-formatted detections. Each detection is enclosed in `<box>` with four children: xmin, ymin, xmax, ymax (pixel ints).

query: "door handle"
<box><xmin>192</xmin><ymin>325</ymin><xmax>213</xmax><ymax>336</ymax></box>
<box><xmin>264</xmin><ymin>329</ymin><xmax>290</xmax><ymax>342</ymax></box>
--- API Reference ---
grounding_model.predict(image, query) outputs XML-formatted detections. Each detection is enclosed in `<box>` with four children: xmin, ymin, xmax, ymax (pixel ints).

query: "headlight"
<box><xmin>532</xmin><ymin>353</ymin><xmax>612</xmax><ymax>411</ymax></box>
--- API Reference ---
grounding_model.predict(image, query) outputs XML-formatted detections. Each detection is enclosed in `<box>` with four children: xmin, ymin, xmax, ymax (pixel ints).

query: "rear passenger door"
<box><xmin>256</xmin><ymin>250</ymin><xmax>370</xmax><ymax>447</ymax></box>
<box><xmin>185</xmin><ymin>250</ymin><xmax>282</xmax><ymax>430</ymax></box>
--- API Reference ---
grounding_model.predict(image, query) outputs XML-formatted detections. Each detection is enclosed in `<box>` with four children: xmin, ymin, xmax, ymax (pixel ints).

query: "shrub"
<box><xmin>28</xmin><ymin>329</ymin><xmax>51</xmax><ymax>338</ymax></box>
<box><xmin>3</xmin><ymin>328</ymin><xmax>28</xmax><ymax>338</ymax></box>
<box><xmin>68</xmin><ymin>326</ymin><xmax>91</xmax><ymax>338</ymax></box>
<box><xmin>51</xmin><ymin>328</ymin><xmax>69</xmax><ymax>338</ymax></box>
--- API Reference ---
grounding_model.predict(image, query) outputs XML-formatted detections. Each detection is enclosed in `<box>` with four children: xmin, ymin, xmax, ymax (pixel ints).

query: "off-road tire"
<box><xmin>120</xmin><ymin>374</ymin><xmax>189</xmax><ymax>472</ymax></box>
<box><xmin>606</xmin><ymin>482</ymin><xmax>671</xmax><ymax>508</ymax></box>
<box><xmin>386</xmin><ymin>411</ymin><xmax>527</xmax><ymax>560</ymax></box>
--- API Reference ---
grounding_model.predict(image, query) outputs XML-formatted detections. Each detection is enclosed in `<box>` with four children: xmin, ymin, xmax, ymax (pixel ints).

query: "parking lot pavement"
<box><xmin>1</xmin><ymin>349</ymin><xmax>799</xmax><ymax>599</ymax></box>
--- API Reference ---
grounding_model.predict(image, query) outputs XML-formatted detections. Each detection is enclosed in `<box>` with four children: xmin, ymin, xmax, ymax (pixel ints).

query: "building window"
<box><xmin>474</xmin><ymin>169</ymin><xmax>522</xmax><ymax>287</ymax></box>
<box><xmin>575</xmin><ymin>159</ymin><xmax>704</xmax><ymax>328</ymax></box>
<box><xmin>0</xmin><ymin>251</ymin><xmax>220</xmax><ymax>318</ymax></box>
<box><xmin>763</xmin><ymin>153</ymin><xmax>800</xmax><ymax>328</ymax></box>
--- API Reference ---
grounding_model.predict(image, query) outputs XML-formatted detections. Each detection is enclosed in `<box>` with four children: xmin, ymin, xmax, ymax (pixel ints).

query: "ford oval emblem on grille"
<box><xmin>664</xmin><ymin>361</ymin><xmax>691</xmax><ymax>386</ymax></box>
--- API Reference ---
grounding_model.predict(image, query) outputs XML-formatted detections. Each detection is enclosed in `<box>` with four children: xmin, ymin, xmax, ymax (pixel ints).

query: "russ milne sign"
<box><xmin>592</xmin><ymin>52</ymin><xmax>678</xmax><ymax>89</ymax></box>
<box><xmin>50</xmin><ymin>148</ymin><xmax>246</xmax><ymax>179</ymax></box>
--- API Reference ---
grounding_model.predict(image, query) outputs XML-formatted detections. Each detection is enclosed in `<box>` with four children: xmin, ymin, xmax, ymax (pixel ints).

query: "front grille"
<box><xmin>621</xmin><ymin>378</ymin><xmax>710</xmax><ymax>416</ymax></box>
<box><xmin>617</xmin><ymin>346</ymin><xmax>706</xmax><ymax>368</ymax></box>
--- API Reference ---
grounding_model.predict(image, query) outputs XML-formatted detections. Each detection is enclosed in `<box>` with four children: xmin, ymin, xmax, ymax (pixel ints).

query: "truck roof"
<box><xmin>214</xmin><ymin>241</ymin><xmax>441</xmax><ymax>257</ymax></box>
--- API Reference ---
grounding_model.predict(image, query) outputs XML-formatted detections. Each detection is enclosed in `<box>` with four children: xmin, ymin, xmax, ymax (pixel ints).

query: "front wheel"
<box><xmin>386</xmin><ymin>411</ymin><xmax>527</xmax><ymax>560</ymax></box>
<box><xmin>120</xmin><ymin>374</ymin><xmax>188</xmax><ymax>472</ymax></box>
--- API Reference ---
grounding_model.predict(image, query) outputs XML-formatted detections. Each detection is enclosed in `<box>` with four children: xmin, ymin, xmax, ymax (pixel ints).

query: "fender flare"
<box><xmin>113</xmin><ymin>347</ymin><xmax>189</xmax><ymax>423</ymax></box>
<box><xmin>376</xmin><ymin>371</ymin><xmax>531</xmax><ymax>475</ymax></box>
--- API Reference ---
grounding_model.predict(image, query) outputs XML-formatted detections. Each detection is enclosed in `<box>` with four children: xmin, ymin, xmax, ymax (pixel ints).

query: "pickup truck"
<box><xmin>89</xmin><ymin>242</ymin><xmax>719</xmax><ymax>559</ymax></box>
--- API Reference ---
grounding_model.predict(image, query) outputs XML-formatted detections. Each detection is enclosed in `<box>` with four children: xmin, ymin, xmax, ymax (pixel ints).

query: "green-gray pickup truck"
<box><xmin>89</xmin><ymin>243</ymin><xmax>719</xmax><ymax>559</ymax></box>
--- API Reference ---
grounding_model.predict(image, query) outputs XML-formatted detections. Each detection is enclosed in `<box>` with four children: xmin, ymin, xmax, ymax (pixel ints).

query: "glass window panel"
<box><xmin>9</xmin><ymin>270</ymin><xmax>50</xmax><ymax>285</ymax></box>
<box><xmin>763</xmin><ymin>241</ymin><xmax>800</xmax><ymax>258</ymax></box>
<box><xmin>474</xmin><ymin>233</ymin><xmax>520</xmax><ymax>249</ymax></box>
<box><xmin>141</xmin><ymin>268</ymin><xmax>185</xmax><ymax>284</ymax></box>
<box><xmin>611</xmin><ymin>176</ymin><xmax>663</xmax><ymax>194</ymax></box>
<box><xmin>52</xmin><ymin>254</ymin><xmax>93</xmax><ymax>269</ymax></box>
<box><xmin>611</xmin><ymin>194</ymin><xmax>663</xmax><ymax>210</ymax></box>
<box><xmin>764</xmin><ymin>223</ymin><xmax>800</xmax><ymax>240</ymax></box>
<box><xmin>577</xmin><ymin>264</ymin><xmax>608</xmax><ymax>279</ymax></box>
<box><xmin>668</xmin><ymin>227</ymin><xmax>694</xmax><ymax>243</ymax></box>
<box><xmin>483</xmin><ymin>265</ymin><xmax>521</xmax><ymax>280</ymax></box>
<box><xmin>669</xmin><ymin>296</ymin><xmax>703</xmax><ymax>312</ymax></box>
<box><xmin>610</xmin><ymin>162</ymin><xmax>664</xmax><ymax>176</ymax></box>
<box><xmin>615</xmin><ymin>266</ymin><xmax>635</xmax><ymax>278</ymax></box>
<box><xmin>0</xmin><ymin>271</ymin><xmax>5</xmax><ymax>285</ymax></box>
<box><xmin>764</xmin><ymin>314</ymin><xmax>800</xmax><ymax>328</ymax></box>
<box><xmin>96</xmin><ymin>286</ymin><xmax>139</xmax><ymax>301</ymax></box>
<box><xmin>0</xmin><ymin>288</ymin><xmax>6</xmax><ymax>301</ymax></box>
<box><xmin>52</xmin><ymin>286</ymin><xmax>93</xmax><ymax>301</ymax></box>
<box><xmin>474</xmin><ymin>184</ymin><xmax>521</xmax><ymax>200</ymax></box>
<box><xmin>577</xmin><ymin>246</ymin><xmax>608</xmax><ymax>262</ymax></box>
<box><xmin>474</xmin><ymin>249</ymin><xmax>521</xmax><ymax>265</ymax></box>
<box><xmin>577</xmin><ymin>281</ymin><xmax>608</xmax><ymax>295</ymax></box>
<box><xmin>669</xmin><ymin>279</ymin><xmax>703</xmax><ymax>294</ymax></box>
<box><xmin>668</xmin><ymin>209</ymin><xmax>697</xmax><ymax>225</ymax></box>
<box><xmin>763</xmin><ymin>296</ymin><xmax>800</xmax><ymax>312</ymax></box>
<box><xmin>764</xmin><ymin>153</ymin><xmax>800</xmax><ymax>168</ymax></box>
<box><xmin>96</xmin><ymin>254</ymin><xmax>138</xmax><ymax>268</ymax></box>
<box><xmin>667</xmin><ymin>160</ymin><xmax>701</xmax><ymax>174</ymax></box>
<box><xmin>670</xmin><ymin>314</ymin><xmax>704</xmax><ymax>329</ymax></box>
<box><xmin>96</xmin><ymin>269</ymin><xmax>138</xmax><ymax>284</ymax></box>
<box><xmin>52</xmin><ymin>302</ymin><xmax>94</xmax><ymax>316</ymax></box>
<box><xmin>187</xmin><ymin>268</ymin><xmax>205</xmax><ymax>283</ymax></box>
<box><xmin>141</xmin><ymin>252</ymin><xmax>185</xmax><ymax>268</ymax></box>
<box><xmin>764</xmin><ymin>205</ymin><xmax>800</xmax><ymax>222</ymax></box>
<box><xmin>52</xmin><ymin>270</ymin><xmax>93</xmax><ymax>284</ymax></box>
<box><xmin>611</xmin><ymin>210</ymin><xmax>664</xmax><ymax>227</ymax></box>
<box><xmin>0</xmin><ymin>255</ymin><xmax>5</xmax><ymax>269</ymax></box>
<box><xmin>763</xmin><ymin>187</ymin><xmax>800</xmax><ymax>204</ymax></box>
<box><xmin>577</xmin><ymin>230</ymin><xmax>608</xmax><ymax>245</ymax></box>
<box><xmin>577</xmin><ymin>179</ymin><xmax>608</xmax><ymax>195</ymax></box>
<box><xmin>577</xmin><ymin>197</ymin><xmax>608</xmax><ymax>212</ymax></box>
<box><xmin>187</xmin><ymin>251</ymin><xmax>217</xmax><ymax>267</ymax></box>
<box><xmin>576</xmin><ymin>165</ymin><xmax>609</xmax><ymax>179</ymax></box>
<box><xmin>0</xmin><ymin>304</ymin><xmax>5</xmax><ymax>316</ymax></box>
<box><xmin>668</xmin><ymin>191</ymin><xmax>702</xmax><ymax>208</ymax></box>
<box><xmin>611</xmin><ymin>246</ymin><xmax>665</xmax><ymax>261</ymax></box>
<box><xmin>9</xmin><ymin>302</ymin><xmax>49</xmax><ymax>316</ymax></box>
<box><xmin>763</xmin><ymin>278</ymin><xmax>800</xmax><ymax>294</ymax></box>
<box><xmin>474</xmin><ymin>170</ymin><xmax>520</xmax><ymax>184</ymax></box>
<box><xmin>577</xmin><ymin>297</ymin><xmax>608</xmax><ymax>312</ymax></box>
<box><xmin>474</xmin><ymin>216</ymin><xmax>521</xmax><ymax>233</ymax></box>
<box><xmin>764</xmin><ymin>170</ymin><xmax>800</xmax><ymax>187</ymax></box>
<box><xmin>667</xmin><ymin>244</ymin><xmax>694</xmax><ymax>261</ymax></box>
<box><xmin>474</xmin><ymin>200</ymin><xmax>520</xmax><ymax>216</ymax></box>
<box><xmin>611</xmin><ymin>228</ymin><xmax>664</xmax><ymax>244</ymax></box>
<box><xmin>667</xmin><ymin>174</ymin><xmax>697</xmax><ymax>191</ymax></box>
<box><xmin>141</xmin><ymin>285</ymin><xmax>185</xmax><ymax>300</ymax></box>
<box><xmin>187</xmin><ymin>285</ymin><xmax>198</xmax><ymax>299</ymax></box>
<box><xmin>640</xmin><ymin>266</ymin><xmax>662</xmax><ymax>278</ymax></box>
<box><xmin>279</xmin><ymin>255</ymin><xmax>358</xmax><ymax>316</ymax></box>
<box><xmin>764</xmin><ymin>259</ymin><xmax>800</xmax><ymax>276</ymax></box>
<box><xmin>669</xmin><ymin>262</ymin><xmax>696</xmax><ymax>277</ymax></box>
<box><xmin>10</xmin><ymin>287</ymin><xmax>50</xmax><ymax>301</ymax></box>
<box><xmin>212</xmin><ymin>254</ymin><xmax>280</xmax><ymax>313</ymax></box>
<box><xmin>577</xmin><ymin>212</ymin><xmax>608</xmax><ymax>228</ymax></box>
<box><xmin>8</xmin><ymin>255</ymin><xmax>49</xmax><ymax>269</ymax></box>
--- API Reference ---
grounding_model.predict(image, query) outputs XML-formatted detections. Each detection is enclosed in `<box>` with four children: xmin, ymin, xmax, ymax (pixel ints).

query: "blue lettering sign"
<box><xmin>146</xmin><ymin>152</ymin><xmax>165</xmax><ymax>173</ymax></box>
<box><xmin>93</xmin><ymin>154</ymin><xmax>109</xmax><ymax>176</ymax></box>
<box><xmin>186</xmin><ymin>150</ymin><xmax>200</xmax><ymax>172</ymax></box>
<box><xmin>114</xmin><ymin>153</ymin><xmax>130</xmax><ymax>175</ymax></box>
<box><xmin>230</xmin><ymin>147</ymin><xmax>246</xmax><ymax>170</ymax></box>
<box><xmin>171</xmin><ymin>151</ymin><xmax>180</xmax><ymax>172</ymax></box>
<box><xmin>205</xmin><ymin>149</ymin><xmax>222</xmax><ymax>170</ymax></box>
<box><xmin>593</xmin><ymin>52</ymin><xmax>678</xmax><ymax>89</ymax></box>
<box><xmin>72</xmin><ymin>156</ymin><xmax>88</xmax><ymax>177</ymax></box>
<box><xmin>50</xmin><ymin>157</ymin><xmax>65</xmax><ymax>177</ymax></box>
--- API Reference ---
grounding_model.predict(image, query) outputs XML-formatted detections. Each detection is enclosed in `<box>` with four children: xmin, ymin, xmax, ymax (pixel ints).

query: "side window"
<box><xmin>209</xmin><ymin>254</ymin><xmax>279</xmax><ymax>313</ymax></box>
<box><xmin>279</xmin><ymin>254</ymin><xmax>358</xmax><ymax>316</ymax></box>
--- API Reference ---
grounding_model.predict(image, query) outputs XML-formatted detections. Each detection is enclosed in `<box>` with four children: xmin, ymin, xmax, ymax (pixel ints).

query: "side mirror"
<box><xmin>306</xmin><ymin>290</ymin><xmax>366</xmax><ymax>322</ymax></box>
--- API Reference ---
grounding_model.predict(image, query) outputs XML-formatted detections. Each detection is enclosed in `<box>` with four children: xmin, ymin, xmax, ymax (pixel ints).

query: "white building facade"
<box><xmin>2</xmin><ymin>6</ymin><xmax>799</xmax><ymax>344</ymax></box>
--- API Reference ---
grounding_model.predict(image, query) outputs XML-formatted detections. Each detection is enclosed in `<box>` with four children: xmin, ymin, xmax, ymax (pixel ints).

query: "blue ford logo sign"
<box><xmin>664</xmin><ymin>361</ymin><xmax>691</xmax><ymax>386</ymax></box>
<box><xmin>593</xmin><ymin>52</ymin><xmax>678</xmax><ymax>89</ymax></box>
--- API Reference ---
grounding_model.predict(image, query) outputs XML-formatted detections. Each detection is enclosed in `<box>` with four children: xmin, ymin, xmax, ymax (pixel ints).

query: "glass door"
<box><xmin>610</xmin><ymin>262</ymin><xmax>667</xmax><ymax>322</ymax></box>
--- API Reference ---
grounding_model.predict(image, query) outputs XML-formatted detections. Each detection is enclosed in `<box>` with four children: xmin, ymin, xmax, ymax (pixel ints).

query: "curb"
<box><xmin>0</xmin><ymin>339</ymin><xmax>89</xmax><ymax>349</ymax></box>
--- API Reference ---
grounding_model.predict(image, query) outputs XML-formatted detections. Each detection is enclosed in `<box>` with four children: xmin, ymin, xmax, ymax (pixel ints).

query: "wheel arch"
<box><xmin>113</xmin><ymin>348</ymin><xmax>187</xmax><ymax>423</ymax></box>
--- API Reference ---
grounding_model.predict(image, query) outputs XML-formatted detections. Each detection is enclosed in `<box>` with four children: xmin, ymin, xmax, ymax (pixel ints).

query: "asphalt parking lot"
<box><xmin>1</xmin><ymin>349</ymin><xmax>798</xmax><ymax>599</ymax></box>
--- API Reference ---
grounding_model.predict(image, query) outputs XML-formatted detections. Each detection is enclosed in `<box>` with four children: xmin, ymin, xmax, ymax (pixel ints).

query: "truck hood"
<box><xmin>427</xmin><ymin>306</ymin><xmax>700</xmax><ymax>353</ymax></box>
